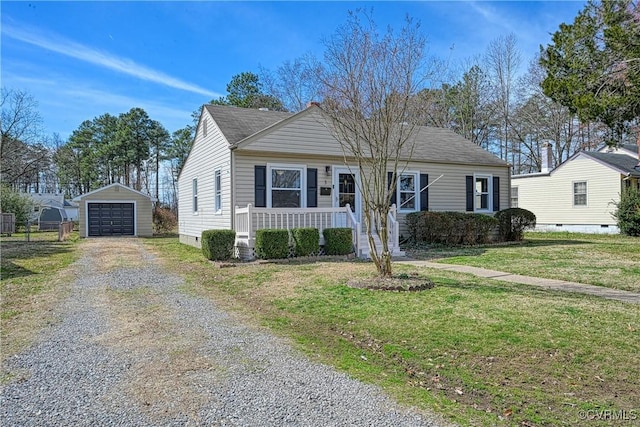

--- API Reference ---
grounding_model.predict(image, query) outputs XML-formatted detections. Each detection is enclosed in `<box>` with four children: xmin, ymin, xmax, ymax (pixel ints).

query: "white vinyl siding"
<box><xmin>234</xmin><ymin>152</ymin><xmax>509</xmax><ymax>236</ymax></box>
<box><xmin>239</xmin><ymin>109</ymin><xmax>343</xmax><ymax>156</ymax></box>
<box><xmin>177</xmin><ymin>108</ymin><xmax>232</xmax><ymax>245</ymax></box>
<box><xmin>234</xmin><ymin>154</ymin><xmax>334</xmax><ymax>210</ymax></box>
<box><xmin>512</xmin><ymin>154</ymin><xmax>624</xmax><ymax>227</ymax></box>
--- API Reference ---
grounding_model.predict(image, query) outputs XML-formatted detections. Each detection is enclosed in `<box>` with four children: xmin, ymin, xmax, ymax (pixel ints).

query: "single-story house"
<box><xmin>511</xmin><ymin>142</ymin><xmax>640</xmax><ymax>234</ymax></box>
<box><xmin>73</xmin><ymin>183</ymin><xmax>156</xmax><ymax>237</ymax></box>
<box><xmin>178</xmin><ymin>104</ymin><xmax>510</xmax><ymax>258</ymax></box>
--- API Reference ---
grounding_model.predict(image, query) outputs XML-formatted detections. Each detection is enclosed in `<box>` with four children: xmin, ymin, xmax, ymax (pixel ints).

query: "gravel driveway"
<box><xmin>1</xmin><ymin>238</ymin><xmax>441</xmax><ymax>426</ymax></box>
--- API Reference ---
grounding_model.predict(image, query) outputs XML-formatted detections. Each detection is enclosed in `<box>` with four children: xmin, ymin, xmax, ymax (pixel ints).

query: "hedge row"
<box><xmin>254</xmin><ymin>227</ymin><xmax>354</xmax><ymax>259</ymax></box>
<box><xmin>406</xmin><ymin>209</ymin><xmax>537</xmax><ymax>244</ymax></box>
<box><xmin>406</xmin><ymin>211</ymin><xmax>498</xmax><ymax>245</ymax></box>
<box><xmin>202</xmin><ymin>227</ymin><xmax>353</xmax><ymax>261</ymax></box>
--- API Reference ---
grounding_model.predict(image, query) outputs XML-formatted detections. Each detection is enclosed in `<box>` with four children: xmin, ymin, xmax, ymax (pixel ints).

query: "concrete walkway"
<box><xmin>395</xmin><ymin>260</ymin><xmax>640</xmax><ymax>304</ymax></box>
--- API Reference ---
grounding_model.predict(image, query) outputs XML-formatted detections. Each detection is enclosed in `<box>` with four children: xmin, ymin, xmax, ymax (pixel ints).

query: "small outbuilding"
<box><xmin>73</xmin><ymin>183</ymin><xmax>156</xmax><ymax>237</ymax></box>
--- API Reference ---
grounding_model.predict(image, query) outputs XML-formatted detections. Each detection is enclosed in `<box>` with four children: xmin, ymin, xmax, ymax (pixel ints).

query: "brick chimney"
<box><xmin>541</xmin><ymin>141</ymin><xmax>553</xmax><ymax>173</ymax></box>
<box><xmin>306</xmin><ymin>101</ymin><xmax>321</xmax><ymax>109</ymax></box>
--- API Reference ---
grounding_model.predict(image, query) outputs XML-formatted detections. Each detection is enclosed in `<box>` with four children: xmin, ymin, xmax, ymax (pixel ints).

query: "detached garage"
<box><xmin>73</xmin><ymin>183</ymin><xmax>156</xmax><ymax>237</ymax></box>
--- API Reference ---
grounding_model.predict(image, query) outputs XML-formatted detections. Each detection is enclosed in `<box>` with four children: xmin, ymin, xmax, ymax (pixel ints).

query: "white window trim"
<box><xmin>474</xmin><ymin>173</ymin><xmax>493</xmax><ymax>213</ymax></box>
<box><xmin>266</xmin><ymin>163</ymin><xmax>306</xmax><ymax>208</ymax></box>
<box><xmin>573</xmin><ymin>180</ymin><xmax>588</xmax><ymax>207</ymax></box>
<box><xmin>396</xmin><ymin>171</ymin><xmax>420</xmax><ymax>213</ymax></box>
<box><xmin>511</xmin><ymin>186</ymin><xmax>518</xmax><ymax>208</ymax></box>
<box><xmin>192</xmin><ymin>178</ymin><xmax>199</xmax><ymax>215</ymax></box>
<box><xmin>214</xmin><ymin>169</ymin><xmax>222</xmax><ymax>215</ymax></box>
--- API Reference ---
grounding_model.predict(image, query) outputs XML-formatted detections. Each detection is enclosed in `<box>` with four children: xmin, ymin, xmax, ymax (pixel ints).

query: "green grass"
<box><xmin>406</xmin><ymin>232</ymin><xmax>640</xmax><ymax>292</ymax></box>
<box><xmin>145</xmin><ymin>236</ymin><xmax>640</xmax><ymax>427</ymax></box>
<box><xmin>1</xmin><ymin>231</ymin><xmax>80</xmax><ymax>372</ymax></box>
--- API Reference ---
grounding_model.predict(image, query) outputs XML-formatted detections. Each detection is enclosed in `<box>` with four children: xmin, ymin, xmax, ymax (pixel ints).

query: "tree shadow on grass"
<box><xmin>404</xmin><ymin>238</ymin><xmax>589</xmax><ymax>261</ymax></box>
<box><xmin>0</xmin><ymin>241</ymin><xmax>75</xmax><ymax>280</ymax></box>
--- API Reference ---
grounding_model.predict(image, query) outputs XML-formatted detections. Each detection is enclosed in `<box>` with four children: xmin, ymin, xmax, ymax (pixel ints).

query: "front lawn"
<box><xmin>145</xmin><ymin>236</ymin><xmax>640</xmax><ymax>427</ymax></box>
<box><xmin>406</xmin><ymin>232</ymin><xmax>640</xmax><ymax>292</ymax></box>
<box><xmin>1</xmin><ymin>232</ymin><xmax>80</xmax><ymax>379</ymax></box>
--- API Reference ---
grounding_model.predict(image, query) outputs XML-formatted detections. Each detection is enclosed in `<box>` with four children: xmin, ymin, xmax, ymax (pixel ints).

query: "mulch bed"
<box><xmin>347</xmin><ymin>273</ymin><xmax>434</xmax><ymax>292</ymax></box>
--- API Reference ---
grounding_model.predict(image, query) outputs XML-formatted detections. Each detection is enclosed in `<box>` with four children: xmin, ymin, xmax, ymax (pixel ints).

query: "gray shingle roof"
<box><xmin>621</xmin><ymin>143</ymin><xmax>639</xmax><ymax>154</ymax></box>
<box><xmin>205</xmin><ymin>105</ymin><xmax>506</xmax><ymax>167</ymax></box>
<box><xmin>582</xmin><ymin>151</ymin><xmax>640</xmax><ymax>177</ymax></box>
<box><xmin>407</xmin><ymin>126</ymin><xmax>507</xmax><ymax>166</ymax></box>
<box><xmin>204</xmin><ymin>105</ymin><xmax>292</xmax><ymax>145</ymax></box>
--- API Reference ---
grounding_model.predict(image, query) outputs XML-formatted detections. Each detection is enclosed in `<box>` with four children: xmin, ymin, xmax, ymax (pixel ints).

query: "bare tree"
<box><xmin>260</xmin><ymin>56</ymin><xmax>324</xmax><ymax>113</ymax></box>
<box><xmin>317</xmin><ymin>11</ymin><xmax>428</xmax><ymax>277</ymax></box>
<box><xmin>0</xmin><ymin>88</ymin><xmax>51</xmax><ymax>190</ymax></box>
<box><xmin>485</xmin><ymin>34</ymin><xmax>521</xmax><ymax>165</ymax></box>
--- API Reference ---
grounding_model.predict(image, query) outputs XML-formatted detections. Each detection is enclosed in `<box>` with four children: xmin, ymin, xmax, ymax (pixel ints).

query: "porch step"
<box><xmin>356</xmin><ymin>233</ymin><xmax>404</xmax><ymax>259</ymax></box>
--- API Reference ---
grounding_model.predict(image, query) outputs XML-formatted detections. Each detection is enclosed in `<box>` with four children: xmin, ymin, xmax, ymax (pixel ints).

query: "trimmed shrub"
<box><xmin>201</xmin><ymin>229</ymin><xmax>236</xmax><ymax>261</ymax></box>
<box><xmin>292</xmin><ymin>227</ymin><xmax>320</xmax><ymax>256</ymax></box>
<box><xmin>406</xmin><ymin>211</ymin><xmax>498</xmax><ymax>245</ymax></box>
<box><xmin>613</xmin><ymin>186</ymin><xmax>640</xmax><ymax>236</ymax></box>
<box><xmin>495</xmin><ymin>208</ymin><xmax>537</xmax><ymax>241</ymax></box>
<box><xmin>153</xmin><ymin>207</ymin><xmax>177</xmax><ymax>234</ymax></box>
<box><xmin>323</xmin><ymin>228</ymin><xmax>354</xmax><ymax>255</ymax></box>
<box><xmin>256</xmin><ymin>229</ymin><xmax>290</xmax><ymax>259</ymax></box>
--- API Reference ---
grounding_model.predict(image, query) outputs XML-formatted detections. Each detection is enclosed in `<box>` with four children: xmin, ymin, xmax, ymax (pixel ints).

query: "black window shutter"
<box><xmin>465</xmin><ymin>175</ymin><xmax>474</xmax><ymax>212</ymax></box>
<box><xmin>307</xmin><ymin>168</ymin><xmax>317</xmax><ymax>208</ymax></box>
<box><xmin>420</xmin><ymin>174</ymin><xmax>429</xmax><ymax>211</ymax></box>
<box><xmin>388</xmin><ymin>172</ymin><xmax>397</xmax><ymax>207</ymax></box>
<box><xmin>254</xmin><ymin>165</ymin><xmax>266</xmax><ymax>207</ymax></box>
<box><xmin>493</xmin><ymin>176</ymin><xmax>500</xmax><ymax>212</ymax></box>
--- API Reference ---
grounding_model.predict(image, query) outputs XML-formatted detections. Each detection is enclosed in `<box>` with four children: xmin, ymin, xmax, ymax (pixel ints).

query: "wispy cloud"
<box><xmin>3</xmin><ymin>21</ymin><xmax>220</xmax><ymax>98</ymax></box>
<box><xmin>3</xmin><ymin>72</ymin><xmax>195</xmax><ymax>137</ymax></box>
<box><xmin>466</xmin><ymin>1</ymin><xmax>520</xmax><ymax>37</ymax></box>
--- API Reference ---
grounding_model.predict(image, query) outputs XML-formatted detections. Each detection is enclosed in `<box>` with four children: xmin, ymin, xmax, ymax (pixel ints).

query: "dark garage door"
<box><xmin>88</xmin><ymin>203</ymin><xmax>134</xmax><ymax>236</ymax></box>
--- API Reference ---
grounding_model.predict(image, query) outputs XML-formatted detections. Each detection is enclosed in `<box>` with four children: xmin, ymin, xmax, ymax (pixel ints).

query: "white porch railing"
<box><xmin>234</xmin><ymin>203</ymin><xmax>401</xmax><ymax>258</ymax></box>
<box><xmin>235</xmin><ymin>204</ymin><xmax>357</xmax><ymax>240</ymax></box>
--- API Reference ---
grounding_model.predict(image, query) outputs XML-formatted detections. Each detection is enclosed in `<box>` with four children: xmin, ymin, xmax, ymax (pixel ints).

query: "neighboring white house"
<box><xmin>511</xmin><ymin>142</ymin><xmax>640</xmax><ymax>234</ymax></box>
<box><xmin>177</xmin><ymin>104</ymin><xmax>510</xmax><ymax>258</ymax></box>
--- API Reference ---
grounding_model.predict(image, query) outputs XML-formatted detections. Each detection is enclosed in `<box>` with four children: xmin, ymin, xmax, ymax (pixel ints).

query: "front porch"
<box><xmin>234</xmin><ymin>204</ymin><xmax>403</xmax><ymax>259</ymax></box>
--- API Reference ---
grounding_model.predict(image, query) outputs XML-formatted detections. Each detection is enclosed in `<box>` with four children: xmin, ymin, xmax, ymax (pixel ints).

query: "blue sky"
<box><xmin>1</xmin><ymin>1</ymin><xmax>586</xmax><ymax>141</ymax></box>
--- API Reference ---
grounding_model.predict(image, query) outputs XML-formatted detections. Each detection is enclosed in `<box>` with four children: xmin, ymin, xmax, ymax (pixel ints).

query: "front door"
<box><xmin>333</xmin><ymin>167</ymin><xmax>360</xmax><ymax>227</ymax></box>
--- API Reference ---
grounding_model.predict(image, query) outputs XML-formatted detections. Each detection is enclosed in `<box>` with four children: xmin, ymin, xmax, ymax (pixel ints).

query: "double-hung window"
<box><xmin>397</xmin><ymin>172</ymin><xmax>419</xmax><ymax>212</ymax></box>
<box><xmin>511</xmin><ymin>186</ymin><xmax>518</xmax><ymax>208</ymax></box>
<box><xmin>192</xmin><ymin>178</ymin><xmax>198</xmax><ymax>213</ymax></box>
<box><xmin>269</xmin><ymin>165</ymin><xmax>304</xmax><ymax>208</ymax></box>
<box><xmin>474</xmin><ymin>175</ymin><xmax>492</xmax><ymax>212</ymax></box>
<box><xmin>214</xmin><ymin>169</ymin><xmax>222</xmax><ymax>213</ymax></box>
<box><xmin>573</xmin><ymin>181</ymin><xmax>587</xmax><ymax>206</ymax></box>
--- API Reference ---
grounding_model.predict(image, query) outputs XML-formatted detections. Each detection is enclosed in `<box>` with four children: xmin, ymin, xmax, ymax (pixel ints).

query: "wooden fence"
<box><xmin>1</xmin><ymin>213</ymin><xmax>16</xmax><ymax>235</ymax></box>
<box><xmin>58</xmin><ymin>221</ymin><xmax>74</xmax><ymax>241</ymax></box>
